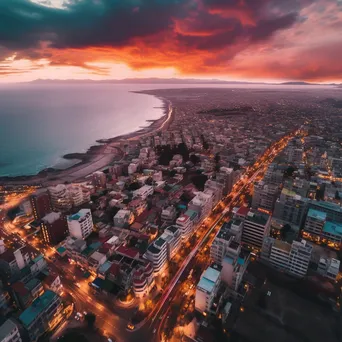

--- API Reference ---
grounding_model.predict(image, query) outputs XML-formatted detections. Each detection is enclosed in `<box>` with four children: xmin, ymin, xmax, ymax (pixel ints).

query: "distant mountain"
<box><xmin>29</xmin><ymin>78</ymin><xmax>266</xmax><ymax>85</ymax></box>
<box><xmin>28</xmin><ymin>78</ymin><xmax>341</xmax><ymax>86</ymax></box>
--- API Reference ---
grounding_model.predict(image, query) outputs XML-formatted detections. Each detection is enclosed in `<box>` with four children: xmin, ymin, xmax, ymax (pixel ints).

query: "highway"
<box><xmin>149</xmin><ymin>133</ymin><xmax>294</xmax><ymax>342</ymax></box>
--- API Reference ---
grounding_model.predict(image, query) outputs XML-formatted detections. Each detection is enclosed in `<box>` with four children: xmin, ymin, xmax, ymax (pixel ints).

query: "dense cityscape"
<box><xmin>0</xmin><ymin>86</ymin><xmax>341</xmax><ymax>342</ymax></box>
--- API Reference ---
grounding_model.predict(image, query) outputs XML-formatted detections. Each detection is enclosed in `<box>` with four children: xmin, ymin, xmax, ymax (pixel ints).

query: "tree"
<box><xmin>281</xmin><ymin>224</ymin><xmax>292</xmax><ymax>239</ymax></box>
<box><xmin>191</xmin><ymin>174</ymin><xmax>208</xmax><ymax>191</ymax></box>
<box><xmin>84</xmin><ymin>313</ymin><xmax>96</xmax><ymax>329</ymax></box>
<box><xmin>190</xmin><ymin>154</ymin><xmax>200</xmax><ymax>165</ymax></box>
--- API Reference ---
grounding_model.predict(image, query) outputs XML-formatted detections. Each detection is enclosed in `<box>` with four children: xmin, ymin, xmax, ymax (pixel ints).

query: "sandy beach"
<box><xmin>0</xmin><ymin>96</ymin><xmax>173</xmax><ymax>187</ymax></box>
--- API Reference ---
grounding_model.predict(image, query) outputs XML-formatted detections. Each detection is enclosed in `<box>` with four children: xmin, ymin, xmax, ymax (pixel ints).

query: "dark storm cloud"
<box><xmin>0</xmin><ymin>0</ymin><xmax>184</xmax><ymax>50</ymax></box>
<box><xmin>0</xmin><ymin>0</ymin><xmax>306</xmax><ymax>53</ymax></box>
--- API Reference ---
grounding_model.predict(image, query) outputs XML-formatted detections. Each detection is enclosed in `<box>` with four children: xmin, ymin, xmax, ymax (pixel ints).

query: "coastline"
<box><xmin>0</xmin><ymin>95</ymin><xmax>173</xmax><ymax>186</ymax></box>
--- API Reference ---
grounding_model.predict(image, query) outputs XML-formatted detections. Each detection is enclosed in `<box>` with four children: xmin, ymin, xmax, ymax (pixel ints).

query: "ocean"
<box><xmin>0</xmin><ymin>82</ymin><xmax>333</xmax><ymax>177</ymax></box>
<box><xmin>0</xmin><ymin>84</ymin><xmax>165</xmax><ymax>177</ymax></box>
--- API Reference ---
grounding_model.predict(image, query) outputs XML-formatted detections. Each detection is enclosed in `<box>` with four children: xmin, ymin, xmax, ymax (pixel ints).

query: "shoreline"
<box><xmin>0</xmin><ymin>94</ymin><xmax>173</xmax><ymax>186</ymax></box>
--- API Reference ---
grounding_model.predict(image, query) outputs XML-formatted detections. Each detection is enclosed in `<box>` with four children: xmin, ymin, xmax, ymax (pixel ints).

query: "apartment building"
<box><xmin>48</xmin><ymin>184</ymin><xmax>72</xmax><ymax>211</ymax></box>
<box><xmin>273</xmin><ymin>188</ymin><xmax>308</xmax><ymax>230</ymax></box>
<box><xmin>241</xmin><ymin>210</ymin><xmax>271</xmax><ymax>249</ymax></box>
<box><xmin>144</xmin><ymin>225</ymin><xmax>182</xmax><ymax>275</ymax></box>
<box><xmin>132</xmin><ymin>261</ymin><xmax>154</xmax><ymax>297</ymax></box>
<box><xmin>317</xmin><ymin>257</ymin><xmax>340</xmax><ymax>280</ymax></box>
<box><xmin>19</xmin><ymin>290</ymin><xmax>63</xmax><ymax>341</ymax></box>
<box><xmin>188</xmin><ymin>192</ymin><xmax>212</xmax><ymax>221</ymax></box>
<box><xmin>161</xmin><ymin>206</ymin><xmax>177</xmax><ymax>224</ymax></box>
<box><xmin>0</xmin><ymin>319</ymin><xmax>22</xmax><ymax>342</ymax></box>
<box><xmin>113</xmin><ymin>209</ymin><xmax>134</xmax><ymax>228</ymax></box>
<box><xmin>252</xmin><ymin>181</ymin><xmax>279</xmax><ymax>213</ymax></box>
<box><xmin>221</xmin><ymin>240</ymin><xmax>249</xmax><ymax>291</ymax></box>
<box><xmin>195</xmin><ymin>264</ymin><xmax>222</xmax><ymax>314</ymax></box>
<box><xmin>40</xmin><ymin>212</ymin><xmax>68</xmax><ymax>245</ymax></box>
<box><xmin>133</xmin><ymin>185</ymin><xmax>154</xmax><ymax>200</ymax></box>
<box><xmin>176</xmin><ymin>209</ymin><xmax>198</xmax><ymax>241</ymax></box>
<box><xmin>30</xmin><ymin>191</ymin><xmax>52</xmax><ymax>220</ymax></box>
<box><xmin>261</xmin><ymin>237</ymin><xmax>312</xmax><ymax>278</ymax></box>
<box><xmin>67</xmin><ymin>209</ymin><xmax>93</xmax><ymax>239</ymax></box>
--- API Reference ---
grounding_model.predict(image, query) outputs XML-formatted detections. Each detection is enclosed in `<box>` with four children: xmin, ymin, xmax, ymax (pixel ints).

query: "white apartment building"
<box><xmin>48</xmin><ymin>184</ymin><xmax>72</xmax><ymax>211</ymax></box>
<box><xmin>204</xmin><ymin>180</ymin><xmax>223</xmax><ymax>207</ymax></box>
<box><xmin>188</xmin><ymin>191</ymin><xmax>212</xmax><ymax>221</ymax></box>
<box><xmin>273</xmin><ymin>188</ymin><xmax>308</xmax><ymax>230</ymax></box>
<box><xmin>161</xmin><ymin>206</ymin><xmax>177</xmax><ymax>224</ymax></box>
<box><xmin>176</xmin><ymin>209</ymin><xmax>198</xmax><ymax>241</ymax></box>
<box><xmin>144</xmin><ymin>236</ymin><xmax>168</xmax><ymax>275</ymax></box>
<box><xmin>0</xmin><ymin>319</ymin><xmax>22</xmax><ymax>342</ymax></box>
<box><xmin>49</xmin><ymin>184</ymin><xmax>90</xmax><ymax>210</ymax></box>
<box><xmin>221</xmin><ymin>240</ymin><xmax>249</xmax><ymax>291</ymax></box>
<box><xmin>133</xmin><ymin>185</ymin><xmax>154</xmax><ymax>200</ymax></box>
<box><xmin>113</xmin><ymin>209</ymin><xmax>134</xmax><ymax>228</ymax></box>
<box><xmin>317</xmin><ymin>257</ymin><xmax>340</xmax><ymax>280</ymax></box>
<box><xmin>211</xmin><ymin>222</ymin><xmax>238</xmax><ymax>265</ymax></box>
<box><xmin>67</xmin><ymin>209</ymin><xmax>93</xmax><ymax>239</ymax></box>
<box><xmin>303</xmin><ymin>208</ymin><xmax>326</xmax><ymax>235</ymax></box>
<box><xmin>132</xmin><ymin>261</ymin><xmax>155</xmax><ymax>298</ymax></box>
<box><xmin>261</xmin><ymin>237</ymin><xmax>312</xmax><ymax>278</ymax></box>
<box><xmin>241</xmin><ymin>210</ymin><xmax>271</xmax><ymax>249</ymax></box>
<box><xmin>195</xmin><ymin>264</ymin><xmax>222</xmax><ymax>314</ymax></box>
<box><xmin>162</xmin><ymin>225</ymin><xmax>182</xmax><ymax>259</ymax></box>
<box><xmin>252</xmin><ymin>181</ymin><xmax>279</xmax><ymax>213</ymax></box>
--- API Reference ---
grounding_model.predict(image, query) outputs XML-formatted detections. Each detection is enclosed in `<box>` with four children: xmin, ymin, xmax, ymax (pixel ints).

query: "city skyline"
<box><xmin>1</xmin><ymin>0</ymin><xmax>342</xmax><ymax>83</ymax></box>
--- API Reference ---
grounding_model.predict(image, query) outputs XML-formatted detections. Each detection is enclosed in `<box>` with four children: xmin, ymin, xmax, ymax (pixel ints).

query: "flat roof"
<box><xmin>197</xmin><ymin>277</ymin><xmax>215</xmax><ymax>293</ymax></box>
<box><xmin>202</xmin><ymin>266</ymin><xmax>220</xmax><ymax>283</ymax></box>
<box><xmin>307</xmin><ymin>208</ymin><xmax>327</xmax><ymax>221</ymax></box>
<box><xmin>19</xmin><ymin>290</ymin><xmax>57</xmax><ymax>327</ymax></box>
<box><xmin>273</xmin><ymin>239</ymin><xmax>291</xmax><ymax>253</ymax></box>
<box><xmin>154</xmin><ymin>237</ymin><xmax>166</xmax><ymax>248</ymax></box>
<box><xmin>246</xmin><ymin>210</ymin><xmax>270</xmax><ymax>225</ymax></box>
<box><xmin>323</xmin><ymin>221</ymin><xmax>342</xmax><ymax>237</ymax></box>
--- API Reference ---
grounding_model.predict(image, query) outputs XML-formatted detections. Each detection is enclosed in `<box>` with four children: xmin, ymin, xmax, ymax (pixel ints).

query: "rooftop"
<box><xmin>19</xmin><ymin>290</ymin><xmax>58</xmax><ymax>327</ymax></box>
<box><xmin>323</xmin><ymin>221</ymin><xmax>342</xmax><ymax>237</ymax></box>
<box><xmin>154</xmin><ymin>237</ymin><xmax>166</xmax><ymax>248</ymax></box>
<box><xmin>41</xmin><ymin>212</ymin><xmax>62</xmax><ymax>224</ymax></box>
<box><xmin>273</xmin><ymin>239</ymin><xmax>291</xmax><ymax>253</ymax></box>
<box><xmin>68</xmin><ymin>209</ymin><xmax>90</xmax><ymax>221</ymax></box>
<box><xmin>245</xmin><ymin>210</ymin><xmax>270</xmax><ymax>226</ymax></box>
<box><xmin>307</xmin><ymin>208</ymin><xmax>327</xmax><ymax>221</ymax></box>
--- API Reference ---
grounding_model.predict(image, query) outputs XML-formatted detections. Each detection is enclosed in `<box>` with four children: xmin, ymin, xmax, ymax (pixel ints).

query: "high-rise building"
<box><xmin>195</xmin><ymin>264</ymin><xmax>222</xmax><ymax>314</ymax></box>
<box><xmin>216</xmin><ymin>167</ymin><xmax>239</xmax><ymax>196</ymax></box>
<box><xmin>261</xmin><ymin>237</ymin><xmax>312</xmax><ymax>278</ymax></box>
<box><xmin>176</xmin><ymin>209</ymin><xmax>198</xmax><ymax>241</ymax></box>
<box><xmin>30</xmin><ymin>191</ymin><xmax>52</xmax><ymax>220</ymax></box>
<box><xmin>188</xmin><ymin>191</ymin><xmax>212</xmax><ymax>221</ymax></box>
<box><xmin>210</xmin><ymin>219</ymin><xmax>244</xmax><ymax>265</ymax></box>
<box><xmin>48</xmin><ymin>184</ymin><xmax>72</xmax><ymax>211</ymax></box>
<box><xmin>221</xmin><ymin>240</ymin><xmax>249</xmax><ymax>291</ymax></box>
<box><xmin>92</xmin><ymin>171</ymin><xmax>107</xmax><ymax>189</ymax></box>
<box><xmin>317</xmin><ymin>257</ymin><xmax>340</xmax><ymax>280</ymax></box>
<box><xmin>0</xmin><ymin>319</ymin><xmax>22</xmax><ymax>342</ymax></box>
<box><xmin>273</xmin><ymin>188</ymin><xmax>308</xmax><ymax>231</ymax></box>
<box><xmin>67</xmin><ymin>209</ymin><xmax>93</xmax><ymax>239</ymax></box>
<box><xmin>252</xmin><ymin>181</ymin><xmax>279</xmax><ymax>213</ymax></box>
<box><xmin>40</xmin><ymin>212</ymin><xmax>68</xmax><ymax>245</ymax></box>
<box><xmin>287</xmin><ymin>146</ymin><xmax>303</xmax><ymax>164</ymax></box>
<box><xmin>19</xmin><ymin>290</ymin><xmax>63</xmax><ymax>341</ymax></box>
<box><xmin>144</xmin><ymin>225</ymin><xmax>181</xmax><ymax>275</ymax></box>
<box><xmin>241</xmin><ymin>209</ymin><xmax>271</xmax><ymax>249</ymax></box>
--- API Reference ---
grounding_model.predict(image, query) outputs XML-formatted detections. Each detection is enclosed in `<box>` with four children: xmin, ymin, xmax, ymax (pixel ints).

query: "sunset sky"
<box><xmin>1</xmin><ymin>0</ymin><xmax>342</xmax><ymax>83</ymax></box>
